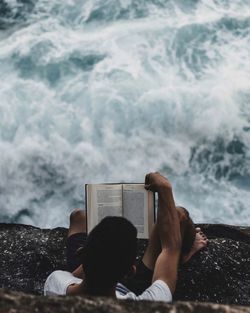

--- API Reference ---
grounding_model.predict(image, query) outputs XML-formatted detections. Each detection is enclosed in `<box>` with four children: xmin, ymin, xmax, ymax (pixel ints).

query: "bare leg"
<box><xmin>142</xmin><ymin>206</ymin><xmax>198</xmax><ymax>271</ymax></box>
<box><xmin>182</xmin><ymin>228</ymin><xmax>208</xmax><ymax>263</ymax></box>
<box><xmin>68</xmin><ymin>209</ymin><xmax>87</xmax><ymax>238</ymax></box>
<box><xmin>67</xmin><ymin>209</ymin><xmax>87</xmax><ymax>278</ymax></box>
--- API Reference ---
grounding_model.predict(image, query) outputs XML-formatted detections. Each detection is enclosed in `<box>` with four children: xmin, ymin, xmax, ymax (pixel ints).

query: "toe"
<box><xmin>201</xmin><ymin>232</ymin><xmax>206</xmax><ymax>238</ymax></box>
<box><xmin>199</xmin><ymin>240</ymin><xmax>207</xmax><ymax>248</ymax></box>
<box><xmin>199</xmin><ymin>231</ymin><xmax>207</xmax><ymax>239</ymax></box>
<box><xmin>203</xmin><ymin>239</ymin><xmax>209</xmax><ymax>246</ymax></box>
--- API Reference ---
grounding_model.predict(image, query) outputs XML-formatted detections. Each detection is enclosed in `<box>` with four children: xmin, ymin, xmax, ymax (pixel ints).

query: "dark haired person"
<box><xmin>44</xmin><ymin>172</ymin><xmax>208</xmax><ymax>301</ymax></box>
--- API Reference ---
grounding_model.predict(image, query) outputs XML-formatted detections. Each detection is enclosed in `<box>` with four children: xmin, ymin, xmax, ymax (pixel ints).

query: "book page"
<box><xmin>123</xmin><ymin>184</ymin><xmax>153</xmax><ymax>239</ymax></box>
<box><xmin>87</xmin><ymin>184</ymin><xmax>123</xmax><ymax>233</ymax></box>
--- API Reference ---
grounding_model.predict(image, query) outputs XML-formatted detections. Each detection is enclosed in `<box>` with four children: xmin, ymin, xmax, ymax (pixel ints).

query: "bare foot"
<box><xmin>182</xmin><ymin>227</ymin><xmax>208</xmax><ymax>263</ymax></box>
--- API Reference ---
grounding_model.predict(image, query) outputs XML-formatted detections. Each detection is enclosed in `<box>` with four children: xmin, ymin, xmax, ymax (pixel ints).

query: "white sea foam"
<box><xmin>0</xmin><ymin>0</ymin><xmax>249</xmax><ymax>227</ymax></box>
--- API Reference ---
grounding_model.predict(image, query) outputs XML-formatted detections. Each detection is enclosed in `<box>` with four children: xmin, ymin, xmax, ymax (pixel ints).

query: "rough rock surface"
<box><xmin>0</xmin><ymin>288</ymin><xmax>249</xmax><ymax>313</ymax></box>
<box><xmin>0</xmin><ymin>223</ymin><xmax>249</xmax><ymax>307</ymax></box>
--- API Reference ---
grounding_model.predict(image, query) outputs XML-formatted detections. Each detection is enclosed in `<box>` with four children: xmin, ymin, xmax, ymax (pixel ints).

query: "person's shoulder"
<box><xmin>44</xmin><ymin>270</ymin><xmax>82</xmax><ymax>296</ymax></box>
<box><xmin>47</xmin><ymin>270</ymin><xmax>75</xmax><ymax>279</ymax></box>
<box><xmin>145</xmin><ymin>279</ymin><xmax>172</xmax><ymax>302</ymax></box>
<box><xmin>46</xmin><ymin>270</ymin><xmax>65</xmax><ymax>278</ymax></box>
<box><xmin>45</xmin><ymin>270</ymin><xmax>72</xmax><ymax>284</ymax></box>
<box><xmin>152</xmin><ymin>279</ymin><xmax>172</xmax><ymax>292</ymax></box>
<box><xmin>126</xmin><ymin>280</ymin><xmax>172</xmax><ymax>302</ymax></box>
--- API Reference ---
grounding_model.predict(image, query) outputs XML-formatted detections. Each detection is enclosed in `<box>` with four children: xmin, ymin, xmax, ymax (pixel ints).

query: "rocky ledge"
<box><xmin>0</xmin><ymin>289</ymin><xmax>250</xmax><ymax>313</ymax></box>
<box><xmin>0</xmin><ymin>223</ymin><xmax>249</xmax><ymax>312</ymax></box>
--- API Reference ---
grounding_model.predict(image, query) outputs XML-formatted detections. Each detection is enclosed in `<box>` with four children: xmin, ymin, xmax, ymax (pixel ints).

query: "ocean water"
<box><xmin>0</xmin><ymin>0</ymin><xmax>249</xmax><ymax>228</ymax></box>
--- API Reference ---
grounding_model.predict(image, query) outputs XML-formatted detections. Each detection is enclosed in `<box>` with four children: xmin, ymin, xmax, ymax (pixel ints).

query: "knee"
<box><xmin>70</xmin><ymin>209</ymin><xmax>86</xmax><ymax>224</ymax></box>
<box><xmin>176</xmin><ymin>206</ymin><xmax>189</xmax><ymax>221</ymax></box>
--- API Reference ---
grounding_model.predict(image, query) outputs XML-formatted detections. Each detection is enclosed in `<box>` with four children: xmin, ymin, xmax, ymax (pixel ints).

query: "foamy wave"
<box><xmin>0</xmin><ymin>0</ymin><xmax>249</xmax><ymax>227</ymax></box>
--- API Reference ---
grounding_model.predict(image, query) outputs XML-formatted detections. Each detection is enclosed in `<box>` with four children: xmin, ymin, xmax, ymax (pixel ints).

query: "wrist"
<box><xmin>158</xmin><ymin>185</ymin><xmax>172</xmax><ymax>195</ymax></box>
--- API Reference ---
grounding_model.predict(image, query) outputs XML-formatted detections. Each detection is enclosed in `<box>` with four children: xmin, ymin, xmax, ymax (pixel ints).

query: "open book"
<box><xmin>85</xmin><ymin>184</ymin><xmax>155</xmax><ymax>239</ymax></box>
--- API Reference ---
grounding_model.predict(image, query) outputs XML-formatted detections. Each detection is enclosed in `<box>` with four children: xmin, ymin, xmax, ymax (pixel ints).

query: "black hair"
<box><xmin>81</xmin><ymin>216</ymin><xmax>137</xmax><ymax>294</ymax></box>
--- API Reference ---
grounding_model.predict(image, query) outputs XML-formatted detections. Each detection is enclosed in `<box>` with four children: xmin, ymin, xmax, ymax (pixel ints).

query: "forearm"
<box><xmin>157</xmin><ymin>187</ymin><xmax>181</xmax><ymax>250</ymax></box>
<box><xmin>152</xmin><ymin>249</ymin><xmax>179</xmax><ymax>294</ymax></box>
<box><xmin>145</xmin><ymin>172</ymin><xmax>181</xmax><ymax>294</ymax></box>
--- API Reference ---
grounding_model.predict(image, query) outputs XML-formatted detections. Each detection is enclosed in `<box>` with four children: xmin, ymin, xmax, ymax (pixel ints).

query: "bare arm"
<box><xmin>145</xmin><ymin>173</ymin><xmax>182</xmax><ymax>294</ymax></box>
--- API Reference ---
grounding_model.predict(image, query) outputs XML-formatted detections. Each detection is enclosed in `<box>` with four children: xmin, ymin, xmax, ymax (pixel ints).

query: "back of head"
<box><xmin>81</xmin><ymin>216</ymin><xmax>137</xmax><ymax>293</ymax></box>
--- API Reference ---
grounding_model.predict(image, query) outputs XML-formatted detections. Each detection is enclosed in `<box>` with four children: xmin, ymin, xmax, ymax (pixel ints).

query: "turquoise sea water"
<box><xmin>0</xmin><ymin>0</ymin><xmax>249</xmax><ymax>227</ymax></box>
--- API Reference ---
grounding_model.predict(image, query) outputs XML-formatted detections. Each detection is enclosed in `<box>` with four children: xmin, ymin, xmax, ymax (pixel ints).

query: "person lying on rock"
<box><xmin>44</xmin><ymin>172</ymin><xmax>208</xmax><ymax>301</ymax></box>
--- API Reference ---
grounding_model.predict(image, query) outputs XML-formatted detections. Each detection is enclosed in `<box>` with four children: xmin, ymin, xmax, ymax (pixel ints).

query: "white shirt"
<box><xmin>44</xmin><ymin>270</ymin><xmax>172</xmax><ymax>302</ymax></box>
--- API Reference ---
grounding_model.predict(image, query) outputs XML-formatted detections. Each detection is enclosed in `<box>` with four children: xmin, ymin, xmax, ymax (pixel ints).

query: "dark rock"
<box><xmin>0</xmin><ymin>224</ymin><xmax>68</xmax><ymax>294</ymax></box>
<box><xmin>0</xmin><ymin>223</ymin><xmax>249</xmax><ymax>307</ymax></box>
<box><xmin>174</xmin><ymin>224</ymin><xmax>250</xmax><ymax>305</ymax></box>
<box><xmin>0</xmin><ymin>288</ymin><xmax>250</xmax><ymax>313</ymax></box>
